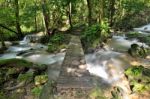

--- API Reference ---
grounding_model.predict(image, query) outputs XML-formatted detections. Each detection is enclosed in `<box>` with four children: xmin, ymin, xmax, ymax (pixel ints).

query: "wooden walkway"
<box><xmin>57</xmin><ymin>35</ymin><xmax>93</xmax><ymax>91</ymax></box>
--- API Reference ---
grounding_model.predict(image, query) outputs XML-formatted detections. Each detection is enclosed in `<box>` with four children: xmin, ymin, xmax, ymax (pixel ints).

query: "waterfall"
<box><xmin>20</xmin><ymin>34</ymin><xmax>41</xmax><ymax>45</ymax></box>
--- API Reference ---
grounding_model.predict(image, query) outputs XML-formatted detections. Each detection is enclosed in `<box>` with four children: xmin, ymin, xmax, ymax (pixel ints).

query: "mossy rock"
<box><xmin>0</xmin><ymin>58</ymin><xmax>33</xmax><ymax>68</ymax></box>
<box><xmin>128</xmin><ymin>43</ymin><xmax>148</xmax><ymax>58</ymax></box>
<box><xmin>111</xmin><ymin>86</ymin><xmax>123</xmax><ymax>99</ymax></box>
<box><xmin>125</xmin><ymin>66</ymin><xmax>150</xmax><ymax>93</ymax></box>
<box><xmin>126</xmin><ymin>32</ymin><xmax>143</xmax><ymax>39</ymax></box>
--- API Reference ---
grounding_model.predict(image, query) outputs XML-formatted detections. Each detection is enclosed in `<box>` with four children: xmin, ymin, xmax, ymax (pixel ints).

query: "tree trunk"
<box><xmin>0</xmin><ymin>29</ymin><xmax>5</xmax><ymax>47</ymax></box>
<box><xmin>87</xmin><ymin>0</ymin><xmax>92</xmax><ymax>26</ymax></box>
<box><xmin>109</xmin><ymin>0</ymin><xmax>116</xmax><ymax>27</ymax></box>
<box><xmin>68</xmin><ymin>2</ymin><xmax>73</xmax><ymax>28</ymax></box>
<box><xmin>14</xmin><ymin>0</ymin><xmax>23</xmax><ymax>39</ymax></box>
<box><xmin>41</xmin><ymin>0</ymin><xmax>49</xmax><ymax>34</ymax></box>
<box><xmin>99</xmin><ymin>0</ymin><xmax>104</xmax><ymax>23</ymax></box>
<box><xmin>34</xmin><ymin>1</ymin><xmax>38</xmax><ymax>32</ymax></box>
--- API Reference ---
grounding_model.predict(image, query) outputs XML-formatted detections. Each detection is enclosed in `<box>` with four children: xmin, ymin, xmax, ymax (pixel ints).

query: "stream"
<box><xmin>0</xmin><ymin>26</ymin><xmax>150</xmax><ymax>98</ymax></box>
<box><xmin>0</xmin><ymin>34</ymin><xmax>65</xmax><ymax>65</ymax></box>
<box><xmin>85</xmin><ymin>28</ymin><xmax>150</xmax><ymax>98</ymax></box>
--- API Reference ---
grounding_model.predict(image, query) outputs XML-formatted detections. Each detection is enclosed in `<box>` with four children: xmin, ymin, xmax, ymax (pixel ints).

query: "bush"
<box><xmin>49</xmin><ymin>33</ymin><xmax>65</xmax><ymax>45</ymax></box>
<box><xmin>81</xmin><ymin>20</ymin><xmax>110</xmax><ymax>52</ymax></box>
<box><xmin>81</xmin><ymin>24</ymin><xmax>101</xmax><ymax>50</ymax></box>
<box><xmin>47</xmin><ymin>33</ymin><xmax>69</xmax><ymax>53</ymax></box>
<box><xmin>47</xmin><ymin>43</ymin><xmax>57</xmax><ymax>53</ymax></box>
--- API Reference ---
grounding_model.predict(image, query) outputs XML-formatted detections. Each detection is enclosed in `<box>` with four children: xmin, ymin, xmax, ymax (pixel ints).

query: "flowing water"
<box><xmin>0</xmin><ymin>34</ymin><xmax>66</xmax><ymax>65</ymax></box>
<box><xmin>134</xmin><ymin>24</ymin><xmax>150</xmax><ymax>33</ymax></box>
<box><xmin>85</xmin><ymin>33</ymin><xmax>150</xmax><ymax>98</ymax></box>
<box><xmin>0</xmin><ymin>28</ymin><xmax>150</xmax><ymax>98</ymax></box>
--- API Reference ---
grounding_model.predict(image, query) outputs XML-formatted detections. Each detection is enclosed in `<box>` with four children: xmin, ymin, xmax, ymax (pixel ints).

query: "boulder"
<box><xmin>128</xmin><ymin>43</ymin><xmax>148</xmax><ymax>58</ymax></box>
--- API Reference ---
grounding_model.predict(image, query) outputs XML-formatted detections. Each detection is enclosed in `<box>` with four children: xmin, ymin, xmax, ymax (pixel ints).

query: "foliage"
<box><xmin>125</xmin><ymin>66</ymin><xmax>150</xmax><ymax>93</ymax></box>
<box><xmin>81</xmin><ymin>24</ymin><xmax>101</xmax><ymax>50</ymax></box>
<box><xmin>100</xmin><ymin>19</ymin><xmax>110</xmax><ymax>40</ymax></box>
<box><xmin>47</xmin><ymin>33</ymin><xmax>69</xmax><ymax>53</ymax></box>
<box><xmin>40</xmin><ymin>35</ymin><xmax>50</xmax><ymax>44</ymax></box>
<box><xmin>0</xmin><ymin>92</ymin><xmax>7</xmax><ymax>99</ymax></box>
<box><xmin>31</xmin><ymin>86</ymin><xmax>43</xmax><ymax>96</ymax></box>
<box><xmin>17</xmin><ymin>72</ymin><xmax>34</xmax><ymax>82</ymax></box>
<box><xmin>34</xmin><ymin>74</ymin><xmax>48</xmax><ymax>86</ymax></box>
<box><xmin>49</xmin><ymin>33</ymin><xmax>65</xmax><ymax>44</ymax></box>
<box><xmin>81</xmin><ymin>22</ymin><xmax>110</xmax><ymax>52</ymax></box>
<box><xmin>125</xmin><ymin>66</ymin><xmax>143</xmax><ymax>77</ymax></box>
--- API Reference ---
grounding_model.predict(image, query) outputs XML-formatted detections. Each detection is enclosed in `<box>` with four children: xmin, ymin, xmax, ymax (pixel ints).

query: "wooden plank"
<box><xmin>57</xmin><ymin>36</ymin><xmax>93</xmax><ymax>91</ymax></box>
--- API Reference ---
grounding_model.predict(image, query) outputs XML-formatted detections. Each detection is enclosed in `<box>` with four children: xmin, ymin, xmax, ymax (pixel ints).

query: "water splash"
<box><xmin>85</xmin><ymin>50</ymin><xmax>127</xmax><ymax>83</ymax></box>
<box><xmin>24</xmin><ymin>52</ymin><xmax>65</xmax><ymax>65</ymax></box>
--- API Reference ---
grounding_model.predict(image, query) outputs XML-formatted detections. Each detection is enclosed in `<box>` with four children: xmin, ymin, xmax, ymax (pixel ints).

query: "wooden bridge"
<box><xmin>57</xmin><ymin>35</ymin><xmax>93</xmax><ymax>90</ymax></box>
<box><xmin>40</xmin><ymin>35</ymin><xmax>94</xmax><ymax>99</ymax></box>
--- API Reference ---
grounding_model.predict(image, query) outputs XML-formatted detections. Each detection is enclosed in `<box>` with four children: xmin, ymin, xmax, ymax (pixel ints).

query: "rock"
<box><xmin>17</xmin><ymin>51</ymin><xmax>27</xmax><ymax>56</ymax></box>
<box><xmin>60</xmin><ymin>49</ymin><xmax>66</xmax><ymax>53</ymax></box>
<box><xmin>128</xmin><ymin>43</ymin><xmax>148</xmax><ymax>58</ymax></box>
<box><xmin>87</xmin><ymin>48</ymin><xmax>95</xmax><ymax>53</ymax></box>
<box><xmin>80</xmin><ymin>59</ymin><xmax>85</xmax><ymax>64</ymax></box>
<box><xmin>79</xmin><ymin>64</ymin><xmax>87</xmax><ymax>69</ymax></box>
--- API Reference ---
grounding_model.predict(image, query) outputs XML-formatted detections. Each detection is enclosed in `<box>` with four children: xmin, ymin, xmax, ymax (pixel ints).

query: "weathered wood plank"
<box><xmin>57</xmin><ymin>36</ymin><xmax>93</xmax><ymax>90</ymax></box>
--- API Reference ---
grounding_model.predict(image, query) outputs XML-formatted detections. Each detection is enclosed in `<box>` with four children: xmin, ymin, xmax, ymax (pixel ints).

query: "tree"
<box><xmin>41</xmin><ymin>0</ymin><xmax>49</xmax><ymax>34</ymax></box>
<box><xmin>14</xmin><ymin>0</ymin><xmax>23</xmax><ymax>38</ymax></box>
<box><xmin>0</xmin><ymin>28</ymin><xmax>5</xmax><ymax>47</ymax></box>
<box><xmin>87</xmin><ymin>0</ymin><xmax>92</xmax><ymax>26</ymax></box>
<box><xmin>68</xmin><ymin>1</ymin><xmax>73</xmax><ymax>28</ymax></box>
<box><xmin>108</xmin><ymin>0</ymin><xmax>116</xmax><ymax>27</ymax></box>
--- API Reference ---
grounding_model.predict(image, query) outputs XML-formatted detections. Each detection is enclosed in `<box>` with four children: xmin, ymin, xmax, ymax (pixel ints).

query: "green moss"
<box><xmin>0</xmin><ymin>58</ymin><xmax>33</xmax><ymax>68</ymax></box>
<box><xmin>125</xmin><ymin>66</ymin><xmax>150</xmax><ymax>93</ymax></box>
<box><xmin>32</xmin><ymin>86</ymin><xmax>43</xmax><ymax>96</ymax></box>
<box><xmin>89</xmin><ymin>88</ymin><xmax>107</xmax><ymax>99</ymax></box>
<box><xmin>0</xmin><ymin>92</ymin><xmax>7</xmax><ymax>99</ymax></box>
<box><xmin>126</xmin><ymin>32</ymin><xmax>143</xmax><ymax>38</ymax></box>
<box><xmin>125</xmin><ymin>66</ymin><xmax>143</xmax><ymax>77</ymax></box>
<box><xmin>17</xmin><ymin>72</ymin><xmax>34</xmax><ymax>82</ymax></box>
